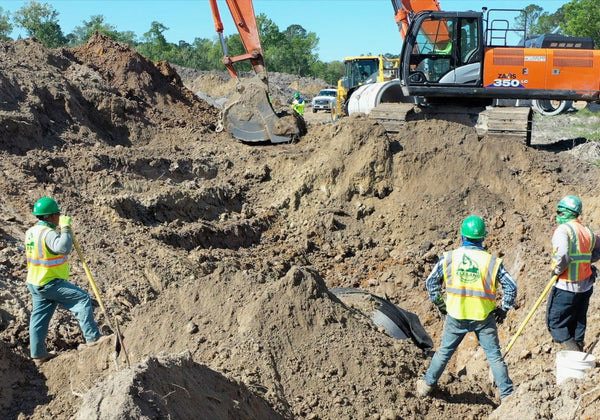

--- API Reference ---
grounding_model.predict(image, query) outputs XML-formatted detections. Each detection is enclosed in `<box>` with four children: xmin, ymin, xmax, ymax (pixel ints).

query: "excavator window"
<box><xmin>459</xmin><ymin>18</ymin><xmax>480</xmax><ymax>65</ymax></box>
<box><xmin>410</xmin><ymin>18</ymin><xmax>455</xmax><ymax>83</ymax></box>
<box><xmin>346</xmin><ymin>59</ymin><xmax>379</xmax><ymax>87</ymax></box>
<box><xmin>406</xmin><ymin>15</ymin><xmax>483</xmax><ymax>86</ymax></box>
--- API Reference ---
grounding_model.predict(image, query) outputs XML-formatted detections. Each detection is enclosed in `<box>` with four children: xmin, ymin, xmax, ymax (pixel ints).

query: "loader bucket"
<box><xmin>222</xmin><ymin>76</ymin><xmax>302</xmax><ymax>144</ymax></box>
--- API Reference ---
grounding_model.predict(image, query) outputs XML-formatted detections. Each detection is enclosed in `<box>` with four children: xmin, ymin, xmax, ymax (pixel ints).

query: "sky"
<box><xmin>3</xmin><ymin>0</ymin><xmax>569</xmax><ymax>62</ymax></box>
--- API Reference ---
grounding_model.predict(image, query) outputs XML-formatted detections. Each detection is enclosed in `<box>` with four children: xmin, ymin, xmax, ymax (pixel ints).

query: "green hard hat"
<box><xmin>557</xmin><ymin>195</ymin><xmax>582</xmax><ymax>215</ymax></box>
<box><xmin>294</xmin><ymin>92</ymin><xmax>300</xmax><ymax>98</ymax></box>
<box><xmin>461</xmin><ymin>215</ymin><xmax>487</xmax><ymax>240</ymax></box>
<box><xmin>32</xmin><ymin>197</ymin><xmax>60</xmax><ymax>216</ymax></box>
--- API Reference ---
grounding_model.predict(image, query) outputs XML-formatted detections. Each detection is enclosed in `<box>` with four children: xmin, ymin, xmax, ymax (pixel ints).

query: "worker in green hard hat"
<box><xmin>547</xmin><ymin>195</ymin><xmax>600</xmax><ymax>351</ymax></box>
<box><xmin>25</xmin><ymin>197</ymin><xmax>105</xmax><ymax>366</ymax></box>
<box><xmin>416</xmin><ymin>215</ymin><xmax>517</xmax><ymax>401</ymax></box>
<box><xmin>291</xmin><ymin>92</ymin><xmax>305</xmax><ymax>116</ymax></box>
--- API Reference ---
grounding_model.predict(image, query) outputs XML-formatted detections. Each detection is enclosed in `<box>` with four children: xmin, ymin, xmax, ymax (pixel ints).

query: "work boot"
<box><xmin>559</xmin><ymin>339</ymin><xmax>580</xmax><ymax>352</ymax></box>
<box><xmin>576</xmin><ymin>341</ymin><xmax>585</xmax><ymax>352</ymax></box>
<box><xmin>416</xmin><ymin>379</ymin><xmax>433</xmax><ymax>397</ymax></box>
<box><xmin>33</xmin><ymin>352</ymin><xmax>57</xmax><ymax>367</ymax></box>
<box><xmin>78</xmin><ymin>334</ymin><xmax>113</xmax><ymax>351</ymax></box>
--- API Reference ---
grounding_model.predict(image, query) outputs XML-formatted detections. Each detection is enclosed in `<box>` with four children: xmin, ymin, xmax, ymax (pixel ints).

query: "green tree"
<box><xmin>514</xmin><ymin>4</ymin><xmax>544</xmax><ymax>35</ymax></box>
<box><xmin>530</xmin><ymin>7</ymin><xmax>565</xmax><ymax>35</ymax></box>
<box><xmin>70</xmin><ymin>15</ymin><xmax>136</xmax><ymax>46</ymax></box>
<box><xmin>310</xmin><ymin>60</ymin><xmax>344</xmax><ymax>85</ymax></box>
<box><xmin>562</xmin><ymin>0</ymin><xmax>600</xmax><ymax>47</ymax></box>
<box><xmin>279</xmin><ymin>24</ymin><xmax>319</xmax><ymax>76</ymax></box>
<box><xmin>136</xmin><ymin>21</ymin><xmax>174</xmax><ymax>61</ymax></box>
<box><xmin>13</xmin><ymin>0</ymin><xmax>66</xmax><ymax>48</ymax></box>
<box><xmin>0</xmin><ymin>7</ymin><xmax>13</xmax><ymax>40</ymax></box>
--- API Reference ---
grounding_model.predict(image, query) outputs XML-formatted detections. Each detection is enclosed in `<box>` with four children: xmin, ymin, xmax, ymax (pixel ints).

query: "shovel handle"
<box><xmin>72</xmin><ymin>233</ymin><xmax>131</xmax><ymax>367</ymax></box>
<box><xmin>72</xmin><ymin>234</ymin><xmax>107</xmax><ymax>314</ymax></box>
<box><xmin>583</xmin><ymin>337</ymin><xmax>599</xmax><ymax>361</ymax></box>
<box><xmin>504</xmin><ymin>275</ymin><xmax>558</xmax><ymax>357</ymax></box>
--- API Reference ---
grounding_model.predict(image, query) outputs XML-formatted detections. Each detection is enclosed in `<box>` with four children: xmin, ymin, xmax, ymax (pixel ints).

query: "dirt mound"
<box><xmin>2</xmin><ymin>35</ymin><xmax>600</xmax><ymax>419</ymax></box>
<box><xmin>0</xmin><ymin>35</ymin><xmax>218</xmax><ymax>155</ymax></box>
<box><xmin>75</xmin><ymin>352</ymin><xmax>281</xmax><ymax>420</ymax></box>
<box><xmin>489</xmin><ymin>369</ymin><xmax>600</xmax><ymax>420</ymax></box>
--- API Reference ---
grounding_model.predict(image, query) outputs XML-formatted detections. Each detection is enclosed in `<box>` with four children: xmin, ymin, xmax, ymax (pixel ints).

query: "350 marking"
<box><xmin>493</xmin><ymin>79</ymin><xmax>528</xmax><ymax>87</ymax></box>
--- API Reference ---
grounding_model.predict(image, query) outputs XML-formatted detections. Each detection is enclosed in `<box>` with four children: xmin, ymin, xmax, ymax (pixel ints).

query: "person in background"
<box><xmin>292</xmin><ymin>92</ymin><xmax>305</xmax><ymax>116</ymax></box>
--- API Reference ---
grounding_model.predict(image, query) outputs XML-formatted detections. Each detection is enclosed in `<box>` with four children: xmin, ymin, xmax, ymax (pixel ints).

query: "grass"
<box><xmin>574</xmin><ymin>107</ymin><xmax>600</xmax><ymax>118</ymax></box>
<box><xmin>565</xmin><ymin>109</ymin><xmax>600</xmax><ymax>140</ymax></box>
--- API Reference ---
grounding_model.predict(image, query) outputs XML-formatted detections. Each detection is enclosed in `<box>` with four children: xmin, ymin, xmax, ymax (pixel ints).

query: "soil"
<box><xmin>1</xmin><ymin>34</ymin><xmax>599</xmax><ymax>420</ymax></box>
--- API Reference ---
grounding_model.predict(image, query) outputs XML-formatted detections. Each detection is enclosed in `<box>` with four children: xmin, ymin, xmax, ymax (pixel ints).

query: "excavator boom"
<box><xmin>208</xmin><ymin>0</ymin><xmax>302</xmax><ymax>143</ymax></box>
<box><xmin>391</xmin><ymin>0</ymin><xmax>442</xmax><ymax>39</ymax></box>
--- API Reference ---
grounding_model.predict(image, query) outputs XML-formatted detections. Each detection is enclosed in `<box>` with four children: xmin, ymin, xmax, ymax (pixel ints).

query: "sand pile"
<box><xmin>75</xmin><ymin>352</ymin><xmax>282</xmax><ymax>420</ymax></box>
<box><xmin>0</xmin><ymin>33</ymin><xmax>599</xmax><ymax>420</ymax></box>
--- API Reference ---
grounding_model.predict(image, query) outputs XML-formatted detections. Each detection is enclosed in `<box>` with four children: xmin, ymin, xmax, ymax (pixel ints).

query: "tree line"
<box><xmin>515</xmin><ymin>1</ymin><xmax>600</xmax><ymax>47</ymax></box>
<box><xmin>0</xmin><ymin>1</ymin><xmax>344</xmax><ymax>84</ymax></box>
<box><xmin>0</xmin><ymin>1</ymin><xmax>598</xmax><ymax>86</ymax></box>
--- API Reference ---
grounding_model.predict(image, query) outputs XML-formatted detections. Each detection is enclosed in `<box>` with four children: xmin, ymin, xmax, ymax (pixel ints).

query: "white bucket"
<box><xmin>555</xmin><ymin>350</ymin><xmax>596</xmax><ymax>384</ymax></box>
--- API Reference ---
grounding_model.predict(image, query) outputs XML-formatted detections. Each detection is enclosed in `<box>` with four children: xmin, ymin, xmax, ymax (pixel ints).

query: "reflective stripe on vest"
<box><xmin>26</xmin><ymin>225</ymin><xmax>69</xmax><ymax>286</ymax></box>
<box><xmin>557</xmin><ymin>221</ymin><xmax>593</xmax><ymax>282</ymax></box>
<box><xmin>443</xmin><ymin>248</ymin><xmax>500</xmax><ymax>321</ymax></box>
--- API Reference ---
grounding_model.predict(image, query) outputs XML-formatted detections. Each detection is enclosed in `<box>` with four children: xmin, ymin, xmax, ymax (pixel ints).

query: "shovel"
<box><xmin>489</xmin><ymin>275</ymin><xmax>558</xmax><ymax>385</ymax></box>
<box><xmin>72</xmin><ymin>233</ymin><xmax>131</xmax><ymax>368</ymax></box>
<box><xmin>583</xmin><ymin>336</ymin><xmax>599</xmax><ymax>361</ymax></box>
<box><xmin>503</xmin><ymin>275</ymin><xmax>558</xmax><ymax>357</ymax></box>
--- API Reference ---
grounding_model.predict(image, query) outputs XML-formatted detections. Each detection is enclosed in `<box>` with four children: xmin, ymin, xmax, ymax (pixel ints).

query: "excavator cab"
<box><xmin>401</xmin><ymin>12</ymin><xmax>484</xmax><ymax>89</ymax></box>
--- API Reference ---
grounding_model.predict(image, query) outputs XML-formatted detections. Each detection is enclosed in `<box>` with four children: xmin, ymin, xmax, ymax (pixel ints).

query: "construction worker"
<box><xmin>416</xmin><ymin>215</ymin><xmax>517</xmax><ymax>400</ymax></box>
<box><xmin>291</xmin><ymin>92</ymin><xmax>305</xmax><ymax>116</ymax></box>
<box><xmin>547</xmin><ymin>195</ymin><xmax>600</xmax><ymax>351</ymax></box>
<box><xmin>25</xmin><ymin>197</ymin><xmax>104</xmax><ymax>366</ymax></box>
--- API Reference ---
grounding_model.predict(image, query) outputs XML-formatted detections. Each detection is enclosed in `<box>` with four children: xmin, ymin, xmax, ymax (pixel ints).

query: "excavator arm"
<box><xmin>208</xmin><ymin>0</ymin><xmax>265</xmax><ymax>79</ymax></box>
<box><xmin>390</xmin><ymin>0</ymin><xmax>442</xmax><ymax>39</ymax></box>
<box><xmin>208</xmin><ymin>0</ymin><xmax>302</xmax><ymax>143</ymax></box>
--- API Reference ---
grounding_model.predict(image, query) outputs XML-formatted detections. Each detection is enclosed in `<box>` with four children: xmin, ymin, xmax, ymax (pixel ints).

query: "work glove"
<box><xmin>434</xmin><ymin>297</ymin><xmax>447</xmax><ymax>316</ymax></box>
<box><xmin>494</xmin><ymin>308</ymin><xmax>508</xmax><ymax>325</ymax></box>
<box><xmin>59</xmin><ymin>215</ymin><xmax>72</xmax><ymax>229</ymax></box>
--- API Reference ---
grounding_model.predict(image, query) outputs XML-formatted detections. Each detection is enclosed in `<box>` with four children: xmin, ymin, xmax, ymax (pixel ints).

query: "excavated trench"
<box><xmin>110</xmin><ymin>188</ymin><xmax>276</xmax><ymax>251</ymax></box>
<box><xmin>94</xmin><ymin>155</ymin><xmax>220</xmax><ymax>182</ymax></box>
<box><xmin>110</xmin><ymin>188</ymin><xmax>242</xmax><ymax>224</ymax></box>
<box><xmin>151</xmin><ymin>211</ymin><xmax>276</xmax><ymax>251</ymax></box>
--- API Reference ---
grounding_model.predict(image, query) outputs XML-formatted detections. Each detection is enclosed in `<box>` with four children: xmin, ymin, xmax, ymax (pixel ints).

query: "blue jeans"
<box><xmin>424</xmin><ymin>312</ymin><xmax>513</xmax><ymax>399</ymax></box>
<box><xmin>546</xmin><ymin>286</ymin><xmax>592</xmax><ymax>344</ymax></box>
<box><xmin>27</xmin><ymin>279</ymin><xmax>101</xmax><ymax>358</ymax></box>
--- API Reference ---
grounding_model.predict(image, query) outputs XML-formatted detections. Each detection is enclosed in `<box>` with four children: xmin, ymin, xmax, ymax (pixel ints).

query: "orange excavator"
<box><xmin>210</xmin><ymin>0</ymin><xmax>600</xmax><ymax>144</ymax></box>
<box><xmin>349</xmin><ymin>0</ymin><xmax>600</xmax><ymax>144</ymax></box>
<box><xmin>208</xmin><ymin>0</ymin><xmax>302</xmax><ymax>143</ymax></box>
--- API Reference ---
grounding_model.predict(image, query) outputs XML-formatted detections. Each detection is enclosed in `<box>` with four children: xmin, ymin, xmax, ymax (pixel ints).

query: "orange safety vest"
<box><xmin>554</xmin><ymin>220</ymin><xmax>595</xmax><ymax>282</ymax></box>
<box><xmin>442</xmin><ymin>248</ymin><xmax>501</xmax><ymax>321</ymax></box>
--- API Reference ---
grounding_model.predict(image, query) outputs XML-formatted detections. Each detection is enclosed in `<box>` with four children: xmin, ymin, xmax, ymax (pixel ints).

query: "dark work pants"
<box><xmin>546</xmin><ymin>286</ymin><xmax>593</xmax><ymax>344</ymax></box>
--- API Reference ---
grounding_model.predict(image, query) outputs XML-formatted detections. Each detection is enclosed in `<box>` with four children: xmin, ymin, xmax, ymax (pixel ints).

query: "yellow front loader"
<box><xmin>332</xmin><ymin>55</ymin><xmax>399</xmax><ymax>119</ymax></box>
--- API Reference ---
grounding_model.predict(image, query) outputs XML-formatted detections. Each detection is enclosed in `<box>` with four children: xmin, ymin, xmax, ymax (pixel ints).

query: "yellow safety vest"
<box><xmin>443</xmin><ymin>248</ymin><xmax>500</xmax><ymax>321</ymax></box>
<box><xmin>554</xmin><ymin>220</ymin><xmax>595</xmax><ymax>282</ymax></box>
<box><xmin>292</xmin><ymin>99</ymin><xmax>305</xmax><ymax>116</ymax></box>
<box><xmin>25</xmin><ymin>224</ymin><xmax>69</xmax><ymax>286</ymax></box>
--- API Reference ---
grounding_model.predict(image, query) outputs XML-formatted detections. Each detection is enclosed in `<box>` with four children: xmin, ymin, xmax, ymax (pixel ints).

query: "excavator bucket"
<box><xmin>221</xmin><ymin>76</ymin><xmax>303</xmax><ymax>144</ymax></box>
